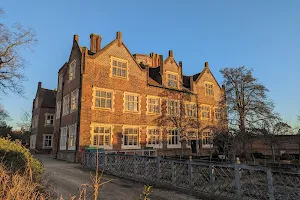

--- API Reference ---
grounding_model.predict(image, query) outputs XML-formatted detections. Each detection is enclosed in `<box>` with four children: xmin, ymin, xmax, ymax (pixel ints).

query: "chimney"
<box><xmin>74</xmin><ymin>34</ymin><xmax>79</xmax><ymax>43</ymax></box>
<box><xmin>169</xmin><ymin>50</ymin><xmax>174</xmax><ymax>57</ymax></box>
<box><xmin>90</xmin><ymin>33</ymin><xmax>101</xmax><ymax>53</ymax></box>
<box><xmin>205</xmin><ymin>62</ymin><xmax>209</xmax><ymax>68</ymax></box>
<box><xmin>38</xmin><ymin>82</ymin><xmax>42</xmax><ymax>89</ymax></box>
<box><xmin>116</xmin><ymin>31</ymin><xmax>122</xmax><ymax>46</ymax></box>
<box><xmin>179</xmin><ymin>61</ymin><xmax>182</xmax><ymax>68</ymax></box>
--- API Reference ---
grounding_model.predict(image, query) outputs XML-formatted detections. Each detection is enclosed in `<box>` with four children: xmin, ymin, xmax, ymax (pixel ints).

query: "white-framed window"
<box><xmin>60</xmin><ymin>127</ymin><xmax>68</xmax><ymax>150</ymax></box>
<box><xmin>56</xmin><ymin>101</ymin><xmax>61</xmax><ymax>119</ymax></box>
<box><xmin>186</xmin><ymin>131</ymin><xmax>197</xmax><ymax>148</ymax></box>
<box><xmin>205</xmin><ymin>83</ymin><xmax>214</xmax><ymax>96</ymax></box>
<box><xmin>202</xmin><ymin>131</ymin><xmax>213</xmax><ymax>148</ymax></box>
<box><xmin>215</xmin><ymin>108</ymin><xmax>223</xmax><ymax>120</ymax></box>
<box><xmin>58</xmin><ymin>74</ymin><xmax>63</xmax><ymax>91</ymax></box>
<box><xmin>68</xmin><ymin>124</ymin><xmax>77</xmax><ymax>150</ymax></box>
<box><xmin>94</xmin><ymin>89</ymin><xmax>112</xmax><ymax>109</ymax></box>
<box><xmin>69</xmin><ymin>60</ymin><xmax>76</xmax><ymax>81</ymax></box>
<box><xmin>122</xmin><ymin>127</ymin><xmax>140</xmax><ymax>149</ymax></box>
<box><xmin>34</xmin><ymin>97</ymin><xmax>39</xmax><ymax>109</ymax></box>
<box><xmin>30</xmin><ymin>134</ymin><xmax>36</xmax><ymax>149</ymax></box>
<box><xmin>147</xmin><ymin>97</ymin><xmax>160</xmax><ymax>114</ymax></box>
<box><xmin>167</xmin><ymin>100</ymin><xmax>180</xmax><ymax>115</ymax></box>
<box><xmin>62</xmin><ymin>94</ymin><xmax>70</xmax><ymax>116</ymax></box>
<box><xmin>185</xmin><ymin>103</ymin><xmax>197</xmax><ymax>117</ymax></box>
<box><xmin>43</xmin><ymin>134</ymin><xmax>53</xmax><ymax>148</ymax></box>
<box><xmin>146</xmin><ymin>128</ymin><xmax>161</xmax><ymax>148</ymax></box>
<box><xmin>32</xmin><ymin>115</ymin><xmax>38</xmax><ymax>128</ymax></box>
<box><xmin>111</xmin><ymin>58</ymin><xmax>127</xmax><ymax>78</ymax></box>
<box><xmin>201</xmin><ymin>106</ymin><xmax>210</xmax><ymax>119</ymax></box>
<box><xmin>70</xmin><ymin>89</ymin><xmax>79</xmax><ymax>112</ymax></box>
<box><xmin>167</xmin><ymin>129</ymin><xmax>180</xmax><ymax>148</ymax></box>
<box><xmin>124</xmin><ymin>93</ymin><xmax>139</xmax><ymax>112</ymax></box>
<box><xmin>45</xmin><ymin>113</ymin><xmax>54</xmax><ymax>126</ymax></box>
<box><xmin>92</xmin><ymin>125</ymin><xmax>112</xmax><ymax>149</ymax></box>
<box><xmin>167</xmin><ymin>73</ymin><xmax>178</xmax><ymax>88</ymax></box>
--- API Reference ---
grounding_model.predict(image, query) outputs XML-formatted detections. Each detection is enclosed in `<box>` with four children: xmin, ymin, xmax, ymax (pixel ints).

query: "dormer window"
<box><xmin>111</xmin><ymin>57</ymin><xmax>127</xmax><ymax>78</ymax></box>
<box><xmin>167</xmin><ymin>73</ymin><xmax>178</xmax><ymax>88</ymax></box>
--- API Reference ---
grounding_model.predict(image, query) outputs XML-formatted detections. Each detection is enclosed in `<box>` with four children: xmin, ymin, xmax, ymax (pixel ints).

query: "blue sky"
<box><xmin>1</xmin><ymin>0</ymin><xmax>300</xmax><ymax>129</ymax></box>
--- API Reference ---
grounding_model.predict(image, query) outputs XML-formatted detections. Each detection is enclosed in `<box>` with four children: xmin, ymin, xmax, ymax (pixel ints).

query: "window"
<box><xmin>56</xmin><ymin>101</ymin><xmax>61</xmax><ymax>119</ymax></box>
<box><xmin>70</xmin><ymin>89</ymin><xmax>79</xmax><ymax>112</ymax></box>
<box><xmin>60</xmin><ymin>127</ymin><xmax>68</xmax><ymax>150</ymax></box>
<box><xmin>43</xmin><ymin>134</ymin><xmax>52</xmax><ymax>148</ymax></box>
<box><xmin>69</xmin><ymin>60</ymin><xmax>76</xmax><ymax>81</ymax></box>
<box><xmin>201</xmin><ymin>106</ymin><xmax>210</xmax><ymax>119</ymax></box>
<box><xmin>167</xmin><ymin>100</ymin><xmax>180</xmax><ymax>115</ymax></box>
<box><xmin>123</xmin><ymin>127</ymin><xmax>139</xmax><ymax>148</ymax></box>
<box><xmin>205</xmin><ymin>83</ymin><xmax>214</xmax><ymax>96</ymax></box>
<box><xmin>45</xmin><ymin>114</ymin><xmax>54</xmax><ymax>126</ymax></box>
<box><xmin>62</xmin><ymin>95</ymin><xmax>70</xmax><ymax>116</ymax></box>
<box><xmin>32</xmin><ymin>115</ymin><xmax>38</xmax><ymax>128</ymax></box>
<box><xmin>185</xmin><ymin>103</ymin><xmax>197</xmax><ymax>117</ymax></box>
<box><xmin>215</xmin><ymin>108</ymin><xmax>223</xmax><ymax>120</ymax></box>
<box><xmin>147</xmin><ymin>128</ymin><xmax>161</xmax><ymax>147</ymax></box>
<box><xmin>167</xmin><ymin>73</ymin><xmax>178</xmax><ymax>88</ymax></box>
<box><xmin>147</xmin><ymin>97</ymin><xmax>160</xmax><ymax>114</ymax></box>
<box><xmin>124</xmin><ymin>94</ymin><xmax>139</xmax><ymax>112</ymax></box>
<box><xmin>112</xmin><ymin>58</ymin><xmax>127</xmax><ymax>78</ymax></box>
<box><xmin>202</xmin><ymin>131</ymin><xmax>213</xmax><ymax>147</ymax></box>
<box><xmin>167</xmin><ymin>129</ymin><xmax>180</xmax><ymax>148</ymax></box>
<box><xmin>68</xmin><ymin>124</ymin><xmax>77</xmax><ymax>150</ymax></box>
<box><xmin>94</xmin><ymin>89</ymin><xmax>112</xmax><ymax>109</ymax></box>
<box><xmin>34</xmin><ymin>97</ymin><xmax>39</xmax><ymax>109</ymax></box>
<box><xmin>58</xmin><ymin>74</ymin><xmax>63</xmax><ymax>91</ymax></box>
<box><xmin>92</xmin><ymin>126</ymin><xmax>112</xmax><ymax>148</ymax></box>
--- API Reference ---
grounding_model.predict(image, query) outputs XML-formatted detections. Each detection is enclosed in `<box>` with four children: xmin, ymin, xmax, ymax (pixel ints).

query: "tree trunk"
<box><xmin>271</xmin><ymin>144</ymin><xmax>275</xmax><ymax>163</ymax></box>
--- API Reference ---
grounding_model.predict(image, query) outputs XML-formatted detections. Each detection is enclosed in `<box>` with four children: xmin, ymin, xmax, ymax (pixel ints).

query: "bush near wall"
<box><xmin>0</xmin><ymin>137</ymin><xmax>43</xmax><ymax>179</ymax></box>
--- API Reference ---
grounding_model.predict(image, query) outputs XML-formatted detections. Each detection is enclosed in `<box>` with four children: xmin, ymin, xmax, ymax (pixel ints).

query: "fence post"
<box><xmin>157</xmin><ymin>157</ymin><xmax>161</xmax><ymax>181</ymax></box>
<box><xmin>267</xmin><ymin>168</ymin><xmax>275</xmax><ymax>200</ymax></box>
<box><xmin>188</xmin><ymin>160</ymin><xmax>193</xmax><ymax>190</ymax></box>
<box><xmin>234</xmin><ymin>164</ymin><xmax>242</xmax><ymax>200</ymax></box>
<box><xmin>172</xmin><ymin>161</ymin><xmax>176</xmax><ymax>185</ymax></box>
<box><xmin>104</xmin><ymin>154</ymin><xmax>107</xmax><ymax>171</ymax></box>
<box><xmin>134</xmin><ymin>156</ymin><xmax>137</xmax><ymax>179</ymax></box>
<box><xmin>209</xmin><ymin>164</ymin><xmax>215</xmax><ymax>195</ymax></box>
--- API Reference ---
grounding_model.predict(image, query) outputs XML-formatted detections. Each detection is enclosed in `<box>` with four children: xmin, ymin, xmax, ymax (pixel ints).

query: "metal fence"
<box><xmin>82</xmin><ymin>152</ymin><xmax>300</xmax><ymax>200</ymax></box>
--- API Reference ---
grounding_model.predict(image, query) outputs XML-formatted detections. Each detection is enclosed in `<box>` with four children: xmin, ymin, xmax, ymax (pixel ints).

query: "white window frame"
<box><xmin>185</xmin><ymin>102</ymin><xmax>197</xmax><ymax>118</ymax></box>
<box><xmin>123</xmin><ymin>92</ymin><xmax>140</xmax><ymax>113</ymax></box>
<box><xmin>167</xmin><ymin>128</ymin><xmax>181</xmax><ymax>148</ymax></box>
<box><xmin>166</xmin><ymin>72</ymin><xmax>178</xmax><ymax>88</ymax></box>
<box><xmin>90</xmin><ymin>123</ymin><xmax>113</xmax><ymax>149</ymax></box>
<box><xmin>44</xmin><ymin>113</ymin><xmax>55</xmax><ymax>126</ymax></box>
<box><xmin>69</xmin><ymin>60</ymin><xmax>76</xmax><ymax>81</ymax></box>
<box><xmin>202</xmin><ymin>131</ymin><xmax>213</xmax><ymax>148</ymax></box>
<box><xmin>146</xmin><ymin>127</ymin><xmax>162</xmax><ymax>148</ymax></box>
<box><xmin>146</xmin><ymin>96</ymin><xmax>161</xmax><ymax>115</ymax></box>
<box><xmin>70</xmin><ymin>89</ymin><xmax>79</xmax><ymax>113</ymax></box>
<box><xmin>56</xmin><ymin>101</ymin><xmax>61</xmax><ymax>119</ymax></box>
<box><xmin>110</xmin><ymin>57</ymin><xmax>128</xmax><ymax>79</ymax></box>
<box><xmin>43</xmin><ymin>134</ymin><xmax>53</xmax><ymax>149</ymax></box>
<box><xmin>215</xmin><ymin>107</ymin><xmax>223</xmax><ymax>120</ymax></box>
<box><xmin>186</xmin><ymin>131</ymin><xmax>197</xmax><ymax>148</ymax></box>
<box><xmin>60</xmin><ymin>127</ymin><xmax>68</xmax><ymax>150</ymax></box>
<box><xmin>58</xmin><ymin>73</ymin><xmax>63</xmax><ymax>91</ymax></box>
<box><xmin>68</xmin><ymin>123</ymin><xmax>77</xmax><ymax>150</ymax></box>
<box><xmin>166</xmin><ymin>99</ymin><xmax>180</xmax><ymax>116</ymax></box>
<box><xmin>92</xmin><ymin>87</ymin><xmax>114</xmax><ymax>110</ymax></box>
<box><xmin>205</xmin><ymin>82</ymin><xmax>214</xmax><ymax>96</ymax></box>
<box><xmin>122</xmin><ymin>126</ymin><xmax>140</xmax><ymax>149</ymax></box>
<box><xmin>62</xmin><ymin>94</ymin><xmax>70</xmax><ymax>116</ymax></box>
<box><xmin>201</xmin><ymin>105</ymin><xmax>210</xmax><ymax>120</ymax></box>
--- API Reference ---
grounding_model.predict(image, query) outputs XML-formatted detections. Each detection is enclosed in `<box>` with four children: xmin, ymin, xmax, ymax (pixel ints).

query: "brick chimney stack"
<box><xmin>90</xmin><ymin>33</ymin><xmax>102</xmax><ymax>53</ymax></box>
<box><xmin>38</xmin><ymin>82</ymin><xmax>42</xmax><ymax>89</ymax></box>
<box><xmin>169</xmin><ymin>50</ymin><xmax>174</xmax><ymax>57</ymax></box>
<box><xmin>74</xmin><ymin>34</ymin><xmax>79</xmax><ymax>43</ymax></box>
<box><xmin>116</xmin><ymin>31</ymin><xmax>122</xmax><ymax>46</ymax></box>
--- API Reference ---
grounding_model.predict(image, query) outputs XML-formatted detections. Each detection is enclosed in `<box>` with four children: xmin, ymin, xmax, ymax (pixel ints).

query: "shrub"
<box><xmin>0</xmin><ymin>137</ymin><xmax>43</xmax><ymax>179</ymax></box>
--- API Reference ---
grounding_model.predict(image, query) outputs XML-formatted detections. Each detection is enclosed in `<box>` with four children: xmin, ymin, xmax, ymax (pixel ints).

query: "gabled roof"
<box><xmin>149</xmin><ymin>66</ymin><xmax>162</xmax><ymax>85</ymax></box>
<box><xmin>182</xmin><ymin>75</ymin><xmax>191</xmax><ymax>89</ymax></box>
<box><xmin>40</xmin><ymin>88</ymin><xmax>56</xmax><ymax>108</ymax></box>
<box><xmin>193</xmin><ymin>66</ymin><xmax>222</xmax><ymax>89</ymax></box>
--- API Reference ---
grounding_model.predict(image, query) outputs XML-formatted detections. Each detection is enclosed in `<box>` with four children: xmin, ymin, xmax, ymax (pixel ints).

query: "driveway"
<box><xmin>36</xmin><ymin>154</ymin><xmax>200</xmax><ymax>200</ymax></box>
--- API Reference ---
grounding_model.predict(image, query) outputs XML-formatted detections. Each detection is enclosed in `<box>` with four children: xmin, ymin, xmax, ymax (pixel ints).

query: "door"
<box><xmin>191</xmin><ymin>140</ymin><xmax>197</xmax><ymax>153</ymax></box>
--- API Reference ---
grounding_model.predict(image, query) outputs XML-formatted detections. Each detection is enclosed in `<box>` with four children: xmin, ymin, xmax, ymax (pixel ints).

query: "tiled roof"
<box><xmin>149</xmin><ymin>66</ymin><xmax>162</xmax><ymax>85</ymax></box>
<box><xmin>182</xmin><ymin>75</ymin><xmax>191</xmax><ymax>89</ymax></box>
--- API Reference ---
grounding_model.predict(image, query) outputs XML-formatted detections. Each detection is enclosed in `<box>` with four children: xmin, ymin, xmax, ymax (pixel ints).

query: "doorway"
<box><xmin>191</xmin><ymin>140</ymin><xmax>197</xmax><ymax>153</ymax></box>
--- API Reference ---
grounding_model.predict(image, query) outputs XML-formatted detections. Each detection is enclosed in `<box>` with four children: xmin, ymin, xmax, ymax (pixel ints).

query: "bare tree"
<box><xmin>17</xmin><ymin>110</ymin><xmax>31</xmax><ymax>131</ymax></box>
<box><xmin>220</xmin><ymin>66</ymin><xmax>278</xmax><ymax>161</ymax></box>
<box><xmin>0</xmin><ymin>104</ymin><xmax>10</xmax><ymax>126</ymax></box>
<box><xmin>0</xmin><ymin>8</ymin><xmax>37</xmax><ymax>95</ymax></box>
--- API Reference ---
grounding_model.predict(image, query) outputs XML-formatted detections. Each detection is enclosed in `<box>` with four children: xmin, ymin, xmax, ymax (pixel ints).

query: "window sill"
<box><xmin>167</xmin><ymin>144</ymin><xmax>181</xmax><ymax>149</ymax></box>
<box><xmin>146</xmin><ymin>144</ymin><xmax>162</xmax><ymax>149</ymax></box>
<box><xmin>121</xmin><ymin>145</ymin><xmax>141</xmax><ymax>150</ymax></box>
<box><xmin>93</xmin><ymin>107</ymin><xmax>113</xmax><ymax>111</ymax></box>
<box><xmin>123</xmin><ymin>110</ymin><xmax>141</xmax><ymax>114</ymax></box>
<box><xmin>89</xmin><ymin>145</ymin><xmax>113</xmax><ymax>150</ymax></box>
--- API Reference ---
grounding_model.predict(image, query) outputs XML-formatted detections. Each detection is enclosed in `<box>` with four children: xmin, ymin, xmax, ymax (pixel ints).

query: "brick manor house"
<box><xmin>50</xmin><ymin>32</ymin><xmax>226</xmax><ymax>162</ymax></box>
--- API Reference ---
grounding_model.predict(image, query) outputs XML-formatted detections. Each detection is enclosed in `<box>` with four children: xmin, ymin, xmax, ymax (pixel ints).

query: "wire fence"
<box><xmin>82</xmin><ymin>152</ymin><xmax>300</xmax><ymax>200</ymax></box>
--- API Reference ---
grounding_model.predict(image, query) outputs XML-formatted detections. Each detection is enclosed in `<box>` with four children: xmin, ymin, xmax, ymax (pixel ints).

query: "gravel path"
<box><xmin>36</xmin><ymin>154</ymin><xmax>202</xmax><ymax>200</ymax></box>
